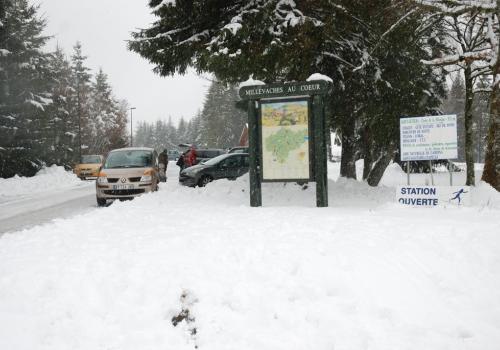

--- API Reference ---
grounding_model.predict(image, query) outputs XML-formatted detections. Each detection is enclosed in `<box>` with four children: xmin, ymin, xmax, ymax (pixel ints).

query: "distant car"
<box><xmin>193</xmin><ymin>148</ymin><xmax>225</xmax><ymax>165</ymax></box>
<box><xmin>73</xmin><ymin>154</ymin><xmax>103</xmax><ymax>179</ymax></box>
<box><xmin>227</xmin><ymin>146</ymin><xmax>249</xmax><ymax>154</ymax></box>
<box><xmin>179</xmin><ymin>153</ymin><xmax>249</xmax><ymax>187</ymax></box>
<box><xmin>167</xmin><ymin>149</ymin><xmax>180</xmax><ymax>161</ymax></box>
<box><xmin>95</xmin><ymin>147</ymin><xmax>160</xmax><ymax>206</ymax></box>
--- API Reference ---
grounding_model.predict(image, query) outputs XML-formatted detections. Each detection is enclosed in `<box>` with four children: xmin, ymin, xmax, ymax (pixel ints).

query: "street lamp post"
<box><xmin>129</xmin><ymin>107</ymin><xmax>136</xmax><ymax>147</ymax></box>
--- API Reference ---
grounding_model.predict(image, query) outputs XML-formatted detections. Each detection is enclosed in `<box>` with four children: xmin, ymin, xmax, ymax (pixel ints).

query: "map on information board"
<box><xmin>261</xmin><ymin>100</ymin><xmax>310</xmax><ymax>180</ymax></box>
<box><xmin>400</xmin><ymin>115</ymin><xmax>458</xmax><ymax>161</ymax></box>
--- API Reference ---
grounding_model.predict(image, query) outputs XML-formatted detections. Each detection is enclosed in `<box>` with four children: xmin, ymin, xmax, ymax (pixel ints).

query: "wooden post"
<box><xmin>313</xmin><ymin>95</ymin><xmax>328</xmax><ymax>207</ymax></box>
<box><xmin>248</xmin><ymin>100</ymin><xmax>262</xmax><ymax>207</ymax></box>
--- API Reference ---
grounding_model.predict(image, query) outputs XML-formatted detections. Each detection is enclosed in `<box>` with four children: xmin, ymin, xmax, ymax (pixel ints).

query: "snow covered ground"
<box><xmin>0</xmin><ymin>166</ymin><xmax>95</xmax><ymax>233</ymax></box>
<box><xmin>0</xmin><ymin>165</ymin><xmax>90</xmax><ymax>200</ymax></box>
<box><xmin>0</xmin><ymin>163</ymin><xmax>499</xmax><ymax>350</ymax></box>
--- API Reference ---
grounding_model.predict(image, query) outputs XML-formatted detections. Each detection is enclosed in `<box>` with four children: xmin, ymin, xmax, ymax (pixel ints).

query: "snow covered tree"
<box><xmin>417</xmin><ymin>6</ymin><xmax>491</xmax><ymax>185</ymax></box>
<box><xmin>70</xmin><ymin>42</ymin><xmax>92</xmax><ymax>159</ymax></box>
<box><xmin>43</xmin><ymin>46</ymin><xmax>78</xmax><ymax>166</ymax></box>
<box><xmin>416</xmin><ymin>0</ymin><xmax>500</xmax><ymax>190</ymax></box>
<box><xmin>0</xmin><ymin>0</ymin><xmax>53</xmax><ymax>177</ymax></box>
<box><xmin>130</xmin><ymin>0</ymin><xmax>446</xmax><ymax>185</ymax></box>
<box><xmin>88</xmin><ymin>69</ymin><xmax>128</xmax><ymax>153</ymax></box>
<box><xmin>198</xmin><ymin>81</ymin><xmax>246</xmax><ymax>149</ymax></box>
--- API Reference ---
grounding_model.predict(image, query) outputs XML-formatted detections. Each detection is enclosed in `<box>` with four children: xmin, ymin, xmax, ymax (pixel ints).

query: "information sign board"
<box><xmin>400</xmin><ymin>115</ymin><xmax>457</xmax><ymax>161</ymax></box>
<box><xmin>260</xmin><ymin>99</ymin><xmax>311</xmax><ymax>181</ymax></box>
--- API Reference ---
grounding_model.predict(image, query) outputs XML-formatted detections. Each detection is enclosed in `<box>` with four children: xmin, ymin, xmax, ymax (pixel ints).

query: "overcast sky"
<box><xmin>38</xmin><ymin>0</ymin><xmax>210</xmax><ymax>128</ymax></box>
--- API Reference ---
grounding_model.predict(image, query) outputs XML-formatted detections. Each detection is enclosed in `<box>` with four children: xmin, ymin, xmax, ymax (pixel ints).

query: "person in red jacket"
<box><xmin>186</xmin><ymin>146</ymin><xmax>197</xmax><ymax>167</ymax></box>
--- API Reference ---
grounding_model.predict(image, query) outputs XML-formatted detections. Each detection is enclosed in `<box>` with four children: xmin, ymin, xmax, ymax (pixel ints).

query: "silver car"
<box><xmin>96</xmin><ymin>147</ymin><xmax>160</xmax><ymax>206</ymax></box>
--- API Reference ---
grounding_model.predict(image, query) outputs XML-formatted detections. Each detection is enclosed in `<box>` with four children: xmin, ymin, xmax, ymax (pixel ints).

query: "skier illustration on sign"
<box><xmin>450</xmin><ymin>188</ymin><xmax>468</xmax><ymax>204</ymax></box>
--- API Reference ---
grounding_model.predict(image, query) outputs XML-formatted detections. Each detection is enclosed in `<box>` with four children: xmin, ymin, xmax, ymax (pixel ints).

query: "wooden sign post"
<box><xmin>239</xmin><ymin>81</ymin><xmax>330</xmax><ymax>207</ymax></box>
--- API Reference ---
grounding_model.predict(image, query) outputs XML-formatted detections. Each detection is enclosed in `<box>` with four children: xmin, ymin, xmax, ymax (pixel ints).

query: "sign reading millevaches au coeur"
<box><xmin>241</xmin><ymin>79</ymin><xmax>330</xmax><ymax>208</ymax></box>
<box><xmin>239</xmin><ymin>81</ymin><xmax>329</xmax><ymax>100</ymax></box>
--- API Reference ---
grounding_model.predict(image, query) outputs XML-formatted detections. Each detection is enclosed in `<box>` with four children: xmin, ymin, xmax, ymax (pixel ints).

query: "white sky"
<box><xmin>38</xmin><ymin>0</ymin><xmax>210</xmax><ymax>128</ymax></box>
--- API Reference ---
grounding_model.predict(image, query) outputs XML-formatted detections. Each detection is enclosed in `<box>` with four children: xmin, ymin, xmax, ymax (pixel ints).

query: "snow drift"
<box><xmin>0</xmin><ymin>165</ymin><xmax>83</xmax><ymax>199</ymax></box>
<box><xmin>0</xmin><ymin>163</ymin><xmax>499</xmax><ymax>350</ymax></box>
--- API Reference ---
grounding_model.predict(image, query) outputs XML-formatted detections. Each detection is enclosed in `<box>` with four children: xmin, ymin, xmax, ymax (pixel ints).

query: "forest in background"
<box><xmin>134</xmin><ymin>81</ymin><xmax>246</xmax><ymax>151</ymax></box>
<box><xmin>0</xmin><ymin>0</ymin><xmax>129</xmax><ymax>178</ymax></box>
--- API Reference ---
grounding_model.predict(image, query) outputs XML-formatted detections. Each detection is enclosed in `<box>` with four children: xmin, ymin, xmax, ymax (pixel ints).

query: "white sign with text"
<box><xmin>397</xmin><ymin>186</ymin><xmax>471</xmax><ymax>207</ymax></box>
<box><xmin>400</xmin><ymin>115</ymin><xmax>458</xmax><ymax>161</ymax></box>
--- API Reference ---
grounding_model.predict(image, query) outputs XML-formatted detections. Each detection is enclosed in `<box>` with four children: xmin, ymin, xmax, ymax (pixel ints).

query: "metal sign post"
<box><xmin>429</xmin><ymin>160</ymin><xmax>434</xmax><ymax>186</ymax></box>
<box><xmin>407</xmin><ymin>161</ymin><xmax>410</xmax><ymax>185</ymax></box>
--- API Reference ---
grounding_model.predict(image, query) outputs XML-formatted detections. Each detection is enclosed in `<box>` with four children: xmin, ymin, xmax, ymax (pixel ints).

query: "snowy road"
<box><xmin>0</xmin><ymin>182</ymin><xmax>95</xmax><ymax>235</ymax></box>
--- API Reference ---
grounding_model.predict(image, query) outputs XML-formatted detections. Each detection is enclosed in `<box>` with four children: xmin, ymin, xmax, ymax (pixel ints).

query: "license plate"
<box><xmin>112</xmin><ymin>184</ymin><xmax>134</xmax><ymax>190</ymax></box>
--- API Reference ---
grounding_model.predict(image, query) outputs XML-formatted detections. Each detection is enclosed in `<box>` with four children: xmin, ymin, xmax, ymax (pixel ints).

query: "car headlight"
<box><xmin>140</xmin><ymin>175</ymin><xmax>152</xmax><ymax>182</ymax></box>
<box><xmin>97</xmin><ymin>176</ymin><xmax>108</xmax><ymax>184</ymax></box>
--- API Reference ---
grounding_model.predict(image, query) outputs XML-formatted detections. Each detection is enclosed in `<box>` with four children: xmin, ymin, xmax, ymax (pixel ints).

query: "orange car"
<box><xmin>73</xmin><ymin>155</ymin><xmax>103</xmax><ymax>180</ymax></box>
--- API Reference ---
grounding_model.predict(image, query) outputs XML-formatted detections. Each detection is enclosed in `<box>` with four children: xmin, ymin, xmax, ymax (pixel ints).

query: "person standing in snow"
<box><xmin>158</xmin><ymin>148</ymin><xmax>168</xmax><ymax>182</ymax></box>
<box><xmin>186</xmin><ymin>146</ymin><xmax>197</xmax><ymax>167</ymax></box>
<box><xmin>177</xmin><ymin>150</ymin><xmax>187</xmax><ymax>173</ymax></box>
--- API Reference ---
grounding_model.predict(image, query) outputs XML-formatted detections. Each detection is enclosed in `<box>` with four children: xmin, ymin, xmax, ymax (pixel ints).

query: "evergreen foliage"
<box><xmin>130</xmin><ymin>0</ymin><xmax>447</xmax><ymax>185</ymax></box>
<box><xmin>198</xmin><ymin>82</ymin><xmax>246</xmax><ymax>148</ymax></box>
<box><xmin>0</xmin><ymin>1</ymin><xmax>129</xmax><ymax>178</ymax></box>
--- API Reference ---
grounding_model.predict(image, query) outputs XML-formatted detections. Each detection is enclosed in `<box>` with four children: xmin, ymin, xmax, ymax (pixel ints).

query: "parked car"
<box><xmin>73</xmin><ymin>154</ymin><xmax>103</xmax><ymax>179</ymax></box>
<box><xmin>227</xmin><ymin>146</ymin><xmax>249</xmax><ymax>154</ymax></box>
<box><xmin>179</xmin><ymin>153</ymin><xmax>249</xmax><ymax>187</ymax></box>
<box><xmin>95</xmin><ymin>147</ymin><xmax>160</xmax><ymax>206</ymax></box>
<box><xmin>193</xmin><ymin>148</ymin><xmax>225</xmax><ymax>165</ymax></box>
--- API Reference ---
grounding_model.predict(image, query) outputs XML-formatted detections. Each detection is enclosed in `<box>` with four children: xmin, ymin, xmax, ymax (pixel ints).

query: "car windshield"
<box><xmin>203</xmin><ymin>153</ymin><xmax>232</xmax><ymax>166</ymax></box>
<box><xmin>103</xmin><ymin>150</ymin><xmax>153</xmax><ymax>169</ymax></box>
<box><xmin>81</xmin><ymin>155</ymin><xmax>101</xmax><ymax>164</ymax></box>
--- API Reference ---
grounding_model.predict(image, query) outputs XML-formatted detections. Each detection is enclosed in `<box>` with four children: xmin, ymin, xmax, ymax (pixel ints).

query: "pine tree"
<box><xmin>177</xmin><ymin>117</ymin><xmax>188</xmax><ymax>145</ymax></box>
<box><xmin>199</xmin><ymin>82</ymin><xmax>246</xmax><ymax>149</ymax></box>
<box><xmin>43</xmin><ymin>46</ymin><xmax>78</xmax><ymax>166</ymax></box>
<box><xmin>105</xmin><ymin>99</ymin><xmax>128</xmax><ymax>151</ymax></box>
<box><xmin>0</xmin><ymin>0</ymin><xmax>53</xmax><ymax>177</ymax></box>
<box><xmin>70</xmin><ymin>41</ymin><xmax>92</xmax><ymax>160</ymax></box>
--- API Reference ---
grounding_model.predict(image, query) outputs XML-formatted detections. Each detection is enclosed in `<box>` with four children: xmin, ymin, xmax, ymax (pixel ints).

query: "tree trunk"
<box><xmin>367</xmin><ymin>146</ymin><xmax>395</xmax><ymax>187</ymax></box>
<box><xmin>481</xmin><ymin>83</ymin><xmax>500</xmax><ymax>190</ymax></box>
<box><xmin>340</xmin><ymin>118</ymin><xmax>356</xmax><ymax>179</ymax></box>
<box><xmin>464</xmin><ymin>65</ymin><xmax>475</xmax><ymax>186</ymax></box>
<box><xmin>482</xmin><ymin>7</ymin><xmax>500</xmax><ymax>191</ymax></box>
<box><xmin>361</xmin><ymin>124</ymin><xmax>372</xmax><ymax>180</ymax></box>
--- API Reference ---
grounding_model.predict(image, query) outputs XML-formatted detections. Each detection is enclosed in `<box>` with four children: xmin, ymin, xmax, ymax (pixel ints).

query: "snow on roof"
<box><xmin>110</xmin><ymin>147</ymin><xmax>155</xmax><ymax>152</ymax></box>
<box><xmin>306</xmin><ymin>73</ymin><xmax>333</xmax><ymax>83</ymax></box>
<box><xmin>238</xmin><ymin>77</ymin><xmax>266</xmax><ymax>89</ymax></box>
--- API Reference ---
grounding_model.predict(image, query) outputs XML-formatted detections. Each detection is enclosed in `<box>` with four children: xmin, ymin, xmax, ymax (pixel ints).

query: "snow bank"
<box><xmin>1</xmin><ymin>164</ymin><xmax>499</xmax><ymax>350</ymax></box>
<box><xmin>0</xmin><ymin>165</ymin><xmax>83</xmax><ymax>199</ymax></box>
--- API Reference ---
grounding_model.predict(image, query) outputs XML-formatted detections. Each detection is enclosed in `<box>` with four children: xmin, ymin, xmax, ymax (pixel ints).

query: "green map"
<box><xmin>265</xmin><ymin>128</ymin><xmax>308</xmax><ymax>163</ymax></box>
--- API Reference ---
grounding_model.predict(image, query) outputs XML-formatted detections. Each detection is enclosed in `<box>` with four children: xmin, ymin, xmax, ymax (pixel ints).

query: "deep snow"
<box><xmin>0</xmin><ymin>165</ymin><xmax>87</xmax><ymax>200</ymax></box>
<box><xmin>0</xmin><ymin>163</ymin><xmax>499</xmax><ymax>350</ymax></box>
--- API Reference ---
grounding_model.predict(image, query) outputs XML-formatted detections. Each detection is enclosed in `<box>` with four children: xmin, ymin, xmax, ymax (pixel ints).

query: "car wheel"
<box><xmin>96</xmin><ymin>196</ymin><xmax>107</xmax><ymax>207</ymax></box>
<box><xmin>198</xmin><ymin>175</ymin><xmax>212</xmax><ymax>187</ymax></box>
